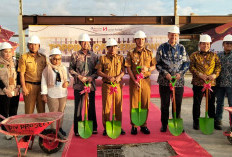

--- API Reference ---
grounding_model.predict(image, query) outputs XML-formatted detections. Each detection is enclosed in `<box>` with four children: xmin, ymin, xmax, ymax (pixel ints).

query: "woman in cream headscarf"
<box><xmin>41</xmin><ymin>48</ymin><xmax>69</xmax><ymax>136</ymax></box>
<box><xmin>0</xmin><ymin>42</ymin><xmax>20</xmax><ymax>140</ymax></box>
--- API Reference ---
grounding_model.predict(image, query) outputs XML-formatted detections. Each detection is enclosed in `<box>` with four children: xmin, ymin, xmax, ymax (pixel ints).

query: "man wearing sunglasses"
<box><xmin>215</xmin><ymin>34</ymin><xmax>232</xmax><ymax>130</ymax></box>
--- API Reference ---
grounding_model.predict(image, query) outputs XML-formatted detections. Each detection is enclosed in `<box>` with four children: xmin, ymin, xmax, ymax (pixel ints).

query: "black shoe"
<box><xmin>214</xmin><ymin>120</ymin><xmax>222</xmax><ymax>130</ymax></box>
<box><xmin>59</xmin><ymin>128</ymin><xmax>67</xmax><ymax>136</ymax></box>
<box><xmin>214</xmin><ymin>125</ymin><xmax>222</xmax><ymax>130</ymax></box>
<box><xmin>140</xmin><ymin>127</ymin><xmax>150</xmax><ymax>134</ymax></box>
<box><xmin>131</xmin><ymin>127</ymin><xmax>137</xmax><ymax>135</ymax></box>
<box><xmin>121</xmin><ymin>129</ymin><xmax>126</xmax><ymax>135</ymax></box>
<box><xmin>160</xmin><ymin>126</ymin><xmax>167</xmax><ymax>132</ymax></box>
<box><xmin>93</xmin><ymin>129</ymin><xmax>98</xmax><ymax>134</ymax></box>
<box><xmin>182</xmin><ymin>129</ymin><xmax>185</xmax><ymax>133</ymax></box>
<box><xmin>75</xmin><ymin>132</ymin><xmax>79</xmax><ymax>136</ymax></box>
<box><xmin>193</xmin><ymin>123</ymin><xmax>199</xmax><ymax>130</ymax></box>
<box><xmin>103</xmin><ymin>130</ymin><xmax>107</xmax><ymax>136</ymax></box>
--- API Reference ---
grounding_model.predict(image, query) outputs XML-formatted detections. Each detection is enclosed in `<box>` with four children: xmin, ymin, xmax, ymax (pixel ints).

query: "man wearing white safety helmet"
<box><xmin>156</xmin><ymin>25</ymin><xmax>190</xmax><ymax>133</ymax></box>
<box><xmin>18</xmin><ymin>35</ymin><xmax>46</xmax><ymax>114</ymax></box>
<box><xmin>69</xmin><ymin>33</ymin><xmax>98</xmax><ymax>136</ymax></box>
<box><xmin>96</xmin><ymin>38</ymin><xmax>125</xmax><ymax>136</ymax></box>
<box><xmin>215</xmin><ymin>34</ymin><xmax>232</xmax><ymax>130</ymax></box>
<box><xmin>41</xmin><ymin>48</ymin><xmax>69</xmax><ymax>136</ymax></box>
<box><xmin>190</xmin><ymin>34</ymin><xmax>221</xmax><ymax>130</ymax></box>
<box><xmin>125</xmin><ymin>30</ymin><xmax>156</xmax><ymax>135</ymax></box>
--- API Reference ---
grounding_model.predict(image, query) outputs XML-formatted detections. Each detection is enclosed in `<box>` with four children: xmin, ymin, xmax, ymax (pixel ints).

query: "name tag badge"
<box><xmin>11</xmin><ymin>91</ymin><xmax>15</xmax><ymax>97</ymax></box>
<box><xmin>56</xmin><ymin>81</ymin><xmax>62</xmax><ymax>87</ymax></box>
<box><xmin>9</xmin><ymin>77</ymin><xmax>15</xmax><ymax>85</ymax></box>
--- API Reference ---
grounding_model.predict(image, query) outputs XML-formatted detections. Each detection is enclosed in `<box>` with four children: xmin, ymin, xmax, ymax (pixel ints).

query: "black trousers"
<box><xmin>159</xmin><ymin>85</ymin><xmax>184</xmax><ymax>127</ymax></box>
<box><xmin>0</xmin><ymin>95</ymin><xmax>20</xmax><ymax>131</ymax></box>
<box><xmin>74</xmin><ymin>90</ymin><xmax>97</xmax><ymax>134</ymax></box>
<box><xmin>192</xmin><ymin>85</ymin><xmax>216</xmax><ymax>124</ymax></box>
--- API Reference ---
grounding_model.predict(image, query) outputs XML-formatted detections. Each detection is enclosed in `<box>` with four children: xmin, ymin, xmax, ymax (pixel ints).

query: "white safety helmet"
<box><xmin>50</xmin><ymin>48</ymin><xmax>62</xmax><ymax>56</ymax></box>
<box><xmin>223</xmin><ymin>34</ymin><xmax>232</xmax><ymax>42</ymax></box>
<box><xmin>28</xmin><ymin>35</ymin><xmax>40</xmax><ymax>44</ymax></box>
<box><xmin>134</xmin><ymin>30</ymin><xmax>146</xmax><ymax>39</ymax></box>
<box><xmin>168</xmin><ymin>25</ymin><xmax>180</xmax><ymax>34</ymax></box>
<box><xmin>79</xmin><ymin>33</ymin><xmax>91</xmax><ymax>42</ymax></box>
<box><xmin>199</xmin><ymin>34</ymin><xmax>212</xmax><ymax>43</ymax></box>
<box><xmin>106</xmin><ymin>38</ymin><xmax>118</xmax><ymax>47</ymax></box>
<box><xmin>0</xmin><ymin>42</ymin><xmax>12</xmax><ymax>50</ymax></box>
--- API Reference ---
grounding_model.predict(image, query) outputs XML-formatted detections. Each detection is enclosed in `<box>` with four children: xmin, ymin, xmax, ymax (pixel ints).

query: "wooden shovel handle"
<box><xmin>206</xmin><ymin>89</ymin><xmax>208</xmax><ymax>112</ymax></box>
<box><xmin>173</xmin><ymin>86</ymin><xmax>176</xmax><ymax>113</ymax></box>
<box><xmin>85</xmin><ymin>92</ymin><xmax>88</xmax><ymax>116</ymax></box>
<box><xmin>113</xmin><ymin>92</ymin><xmax>115</xmax><ymax>116</ymax></box>
<box><xmin>139</xmin><ymin>79</ymin><xmax>141</xmax><ymax>108</ymax></box>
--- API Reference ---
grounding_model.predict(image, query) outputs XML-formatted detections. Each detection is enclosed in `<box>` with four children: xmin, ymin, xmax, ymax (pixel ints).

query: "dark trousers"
<box><xmin>0</xmin><ymin>95</ymin><xmax>19</xmax><ymax>131</ymax></box>
<box><xmin>192</xmin><ymin>85</ymin><xmax>216</xmax><ymax>124</ymax></box>
<box><xmin>159</xmin><ymin>85</ymin><xmax>184</xmax><ymax>127</ymax></box>
<box><xmin>74</xmin><ymin>90</ymin><xmax>97</xmax><ymax>134</ymax></box>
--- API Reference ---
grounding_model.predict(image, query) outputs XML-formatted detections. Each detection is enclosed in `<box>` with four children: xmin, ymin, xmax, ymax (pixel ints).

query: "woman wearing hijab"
<box><xmin>41</xmin><ymin>48</ymin><xmax>69</xmax><ymax>136</ymax></box>
<box><xmin>0</xmin><ymin>42</ymin><xmax>20</xmax><ymax>140</ymax></box>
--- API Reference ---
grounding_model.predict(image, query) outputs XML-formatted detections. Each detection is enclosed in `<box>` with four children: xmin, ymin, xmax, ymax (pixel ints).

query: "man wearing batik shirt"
<box><xmin>215</xmin><ymin>34</ymin><xmax>232</xmax><ymax>130</ymax></box>
<box><xmin>69</xmin><ymin>33</ymin><xmax>98</xmax><ymax>136</ymax></box>
<box><xmin>156</xmin><ymin>26</ymin><xmax>190</xmax><ymax>132</ymax></box>
<box><xmin>190</xmin><ymin>34</ymin><xmax>221</xmax><ymax>130</ymax></box>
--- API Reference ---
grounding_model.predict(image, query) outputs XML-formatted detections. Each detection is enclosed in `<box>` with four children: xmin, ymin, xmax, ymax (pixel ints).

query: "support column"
<box><xmin>18</xmin><ymin>0</ymin><xmax>26</xmax><ymax>55</ymax></box>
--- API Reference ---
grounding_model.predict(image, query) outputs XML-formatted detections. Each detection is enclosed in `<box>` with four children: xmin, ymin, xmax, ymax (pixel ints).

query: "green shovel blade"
<box><xmin>199</xmin><ymin>117</ymin><xmax>214</xmax><ymax>135</ymax></box>
<box><xmin>131</xmin><ymin>108</ymin><xmax>148</xmax><ymax>126</ymax></box>
<box><xmin>78</xmin><ymin>120</ymin><xmax>93</xmax><ymax>139</ymax></box>
<box><xmin>106</xmin><ymin>119</ymin><xmax>121</xmax><ymax>139</ymax></box>
<box><xmin>168</xmin><ymin>118</ymin><xmax>184</xmax><ymax>136</ymax></box>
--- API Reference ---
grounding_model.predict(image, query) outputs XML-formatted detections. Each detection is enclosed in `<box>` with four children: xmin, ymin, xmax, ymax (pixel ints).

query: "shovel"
<box><xmin>199</xmin><ymin>81</ymin><xmax>214</xmax><ymax>135</ymax></box>
<box><xmin>78</xmin><ymin>83</ymin><xmax>93</xmax><ymax>139</ymax></box>
<box><xmin>168</xmin><ymin>76</ymin><xmax>184</xmax><ymax>136</ymax></box>
<box><xmin>131</xmin><ymin>66</ymin><xmax>148</xmax><ymax>126</ymax></box>
<box><xmin>106</xmin><ymin>82</ymin><xmax>121</xmax><ymax>139</ymax></box>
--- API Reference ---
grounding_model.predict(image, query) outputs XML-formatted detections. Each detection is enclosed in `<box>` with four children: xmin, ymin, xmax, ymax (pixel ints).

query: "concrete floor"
<box><xmin>0</xmin><ymin>76</ymin><xmax>231</xmax><ymax>157</ymax></box>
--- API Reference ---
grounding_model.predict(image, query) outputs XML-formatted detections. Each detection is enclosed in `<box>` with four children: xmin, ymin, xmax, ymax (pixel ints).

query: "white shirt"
<box><xmin>41</xmin><ymin>67</ymin><xmax>68</xmax><ymax>98</ymax></box>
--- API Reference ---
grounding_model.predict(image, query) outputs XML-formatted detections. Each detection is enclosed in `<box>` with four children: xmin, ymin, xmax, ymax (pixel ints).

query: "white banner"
<box><xmin>29</xmin><ymin>25</ymin><xmax>171</xmax><ymax>66</ymax></box>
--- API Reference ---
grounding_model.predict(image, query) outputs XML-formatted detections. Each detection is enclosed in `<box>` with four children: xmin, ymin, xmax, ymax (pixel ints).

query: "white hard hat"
<box><xmin>0</xmin><ymin>42</ymin><xmax>12</xmax><ymax>50</ymax></box>
<box><xmin>134</xmin><ymin>30</ymin><xmax>146</xmax><ymax>39</ymax></box>
<box><xmin>223</xmin><ymin>34</ymin><xmax>232</xmax><ymax>42</ymax></box>
<box><xmin>168</xmin><ymin>25</ymin><xmax>180</xmax><ymax>34</ymax></box>
<box><xmin>199</xmin><ymin>34</ymin><xmax>212</xmax><ymax>42</ymax></box>
<box><xmin>28</xmin><ymin>35</ymin><xmax>40</xmax><ymax>44</ymax></box>
<box><xmin>50</xmin><ymin>48</ymin><xmax>62</xmax><ymax>56</ymax></box>
<box><xmin>106</xmin><ymin>38</ymin><xmax>118</xmax><ymax>47</ymax></box>
<box><xmin>79</xmin><ymin>33</ymin><xmax>91</xmax><ymax>42</ymax></box>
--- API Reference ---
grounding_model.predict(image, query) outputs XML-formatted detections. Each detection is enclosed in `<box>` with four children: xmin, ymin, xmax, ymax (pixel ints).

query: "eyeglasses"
<box><xmin>53</xmin><ymin>58</ymin><xmax>62</xmax><ymax>61</ymax></box>
<box><xmin>225</xmin><ymin>42</ymin><xmax>232</xmax><ymax>45</ymax></box>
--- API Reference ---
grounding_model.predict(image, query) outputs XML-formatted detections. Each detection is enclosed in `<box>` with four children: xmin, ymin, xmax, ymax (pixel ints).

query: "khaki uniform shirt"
<box><xmin>190</xmin><ymin>51</ymin><xmax>221</xmax><ymax>86</ymax></box>
<box><xmin>18</xmin><ymin>52</ymin><xmax>46</xmax><ymax>82</ymax></box>
<box><xmin>96</xmin><ymin>54</ymin><xmax>125</xmax><ymax>83</ymax></box>
<box><xmin>125</xmin><ymin>47</ymin><xmax>156</xmax><ymax>77</ymax></box>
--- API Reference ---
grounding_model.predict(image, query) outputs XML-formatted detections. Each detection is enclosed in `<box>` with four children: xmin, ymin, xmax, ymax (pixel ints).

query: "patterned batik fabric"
<box><xmin>156</xmin><ymin>42</ymin><xmax>190</xmax><ymax>87</ymax></box>
<box><xmin>189</xmin><ymin>51</ymin><xmax>221</xmax><ymax>86</ymax></box>
<box><xmin>216</xmin><ymin>51</ymin><xmax>232</xmax><ymax>87</ymax></box>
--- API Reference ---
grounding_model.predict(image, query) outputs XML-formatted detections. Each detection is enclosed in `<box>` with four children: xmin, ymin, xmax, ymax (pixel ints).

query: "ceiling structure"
<box><xmin>22</xmin><ymin>15</ymin><xmax>232</xmax><ymax>39</ymax></box>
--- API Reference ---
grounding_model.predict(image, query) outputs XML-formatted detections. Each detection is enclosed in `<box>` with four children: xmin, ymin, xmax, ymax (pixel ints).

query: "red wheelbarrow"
<box><xmin>223</xmin><ymin>107</ymin><xmax>232</xmax><ymax>144</ymax></box>
<box><xmin>0</xmin><ymin>112</ymin><xmax>67</xmax><ymax>157</ymax></box>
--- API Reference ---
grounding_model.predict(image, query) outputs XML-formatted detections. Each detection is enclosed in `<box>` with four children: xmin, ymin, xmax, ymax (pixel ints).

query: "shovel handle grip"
<box><xmin>136</xmin><ymin>66</ymin><xmax>142</xmax><ymax>74</ymax></box>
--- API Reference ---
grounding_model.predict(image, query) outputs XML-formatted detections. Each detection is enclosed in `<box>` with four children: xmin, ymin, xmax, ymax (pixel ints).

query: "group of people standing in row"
<box><xmin>0</xmin><ymin>25</ymin><xmax>231</xmax><ymax>139</ymax></box>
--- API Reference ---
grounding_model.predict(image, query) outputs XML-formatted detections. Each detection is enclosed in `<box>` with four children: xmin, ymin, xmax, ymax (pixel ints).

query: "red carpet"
<box><xmin>62</xmin><ymin>98</ymin><xmax>211</xmax><ymax>157</ymax></box>
<box><xmin>19</xmin><ymin>85</ymin><xmax>193</xmax><ymax>101</ymax></box>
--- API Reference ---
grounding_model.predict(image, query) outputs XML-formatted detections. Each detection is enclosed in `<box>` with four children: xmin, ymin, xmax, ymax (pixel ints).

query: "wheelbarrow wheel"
<box><xmin>39</xmin><ymin>129</ymin><xmax>64</xmax><ymax>154</ymax></box>
<box><xmin>226</xmin><ymin>127</ymin><xmax>232</xmax><ymax>144</ymax></box>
